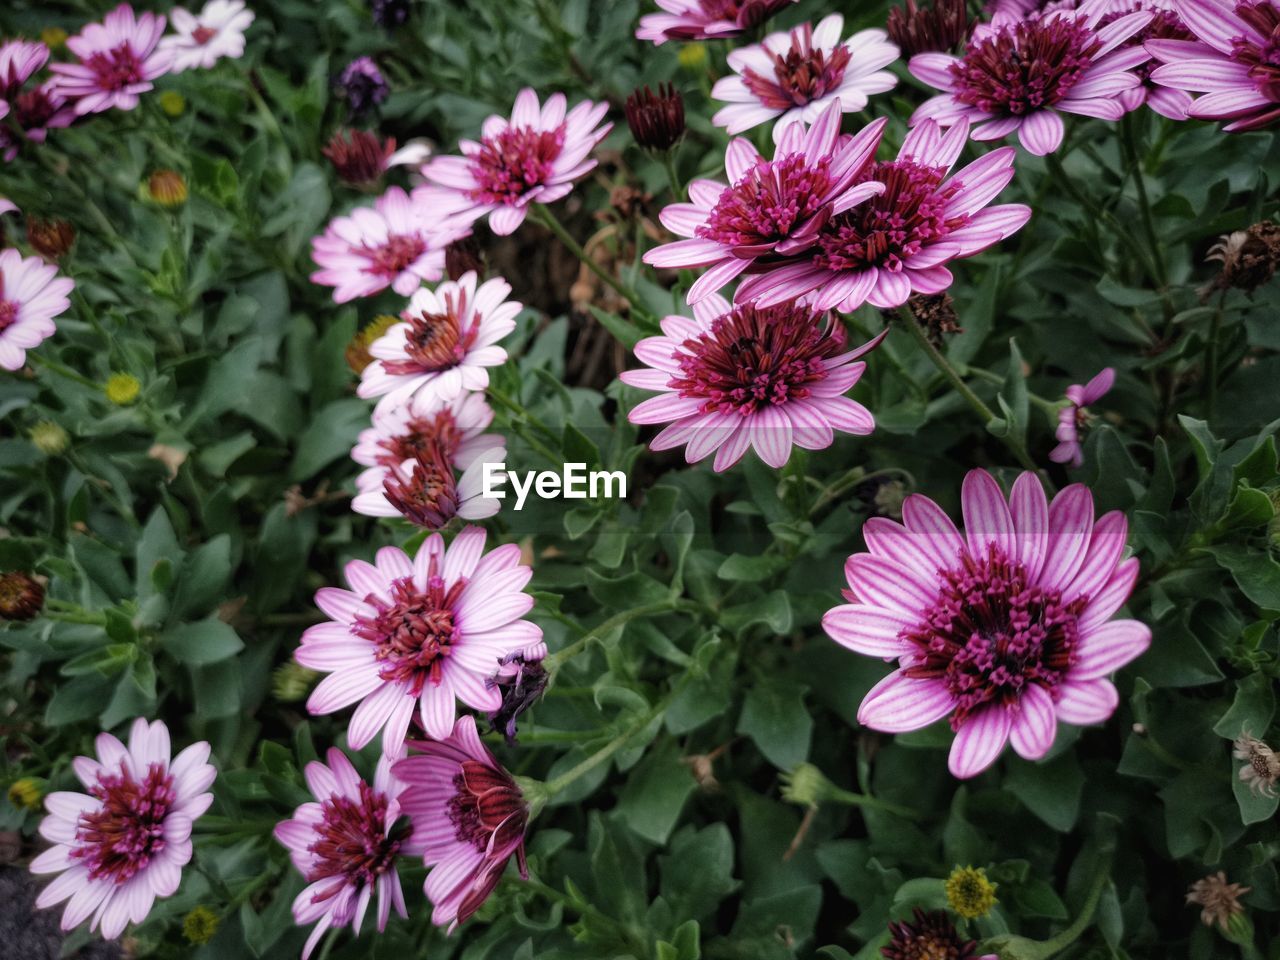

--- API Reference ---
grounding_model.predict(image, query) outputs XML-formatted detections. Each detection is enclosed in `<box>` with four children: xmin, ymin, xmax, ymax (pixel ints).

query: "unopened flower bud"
<box><xmin>29</xmin><ymin>420</ymin><xmax>68</xmax><ymax>455</ymax></box>
<box><xmin>272</xmin><ymin>662</ymin><xmax>319</xmax><ymax>703</ymax></box>
<box><xmin>0</xmin><ymin>571</ymin><xmax>44</xmax><ymax>621</ymax></box>
<box><xmin>182</xmin><ymin>905</ymin><xmax>220</xmax><ymax>945</ymax></box>
<box><xmin>26</xmin><ymin>217</ymin><xmax>75</xmax><ymax>260</ymax></box>
<box><xmin>146</xmin><ymin>169</ymin><xmax>188</xmax><ymax>208</ymax></box>
<box><xmin>40</xmin><ymin>27</ymin><xmax>68</xmax><ymax>50</ymax></box>
<box><xmin>104</xmin><ymin>373</ymin><xmax>141</xmax><ymax>405</ymax></box>
<box><xmin>444</xmin><ymin>236</ymin><xmax>484</xmax><ymax>281</ymax></box>
<box><xmin>625</xmin><ymin>83</ymin><xmax>686</xmax><ymax>151</ymax></box>
<box><xmin>780</xmin><ymin>762</ymin><xmax>835</xmax><ymax>808</ymax></box>
<box><xmin>7</xmin><ymin>777</ymin><xmax>43</xmax><ymax>810</ymax></box>
<box><xmin>158</xmin><ymin>90</ymin><xmax>186</xmax><ymax>117</ymax></box>
<box><xmin>322</xmin><ymin>129</ymin><xmax>394</xmax><ymax>187</ymax></box>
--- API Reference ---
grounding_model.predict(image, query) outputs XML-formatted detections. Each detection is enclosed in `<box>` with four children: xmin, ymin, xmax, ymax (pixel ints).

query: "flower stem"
<box><xmin>1205</xmin><ymin>289</ymin><xmax>1227</xmax><ymax>423</ymax></box>
<box><xmin>28</xmin><ymin>352</ymin><xmax>100</xmax><ymax>391</ymax></box>
<box><xmin>543</xmin><ymin>599</ymin><xmax>699</xmax><ymax>674</ymax></box>
<box><xmin>1037</xmin><ymin>851</ymin><xmax>1113</xmax><ymax>955</ymax></box>
<box><xmin>662</xmin><ymin>149</ymin><xmax>684</xmax><ymax>200</ymax></box>
<box><xmin>530</xmin><ymin>204</ymin><xmax>648</xmax><ymax>317</ymax></box>
<box><xmin>822</xmin><ymin>781</ymin><xmax>924</xmax><ymax>820</ymax></box>
<box><xmin>1120</xmin><ymin>114</ymin><xmax>1169</xmax><ymax>294</ymax></box>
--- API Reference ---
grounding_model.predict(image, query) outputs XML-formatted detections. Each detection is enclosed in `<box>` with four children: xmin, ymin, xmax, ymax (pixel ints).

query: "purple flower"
<box><xmin>1050</xmin><ymin>367</ymin><xmax>1115</xmax><ymax>468</ymax></box>
<box><xmin>0</xmin><ymin>247</ymin><xmax>75</xmax><ymax>370</ymax></box>
<box><xmin>337</xmin><ymin>56</ymin><xmax>389</xmax><ymax>117</ymax></box>
<box><xmin>49</xmin><ymin>5</ymin><xmax>175</xmax><ymax>115</ymax></box>
<box><xmin>637</xmin><ymin>0</ymin><xmax>800</xmax><ymax>44</ymax></box>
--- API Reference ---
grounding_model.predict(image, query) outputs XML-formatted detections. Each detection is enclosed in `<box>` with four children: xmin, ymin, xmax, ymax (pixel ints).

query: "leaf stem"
<box><xmin>543</xmin><ymin>599</ymin><xmax>700</xmax><ymax>674</ymax></box>
<box><xmin>530</xmin><ymin>204</ymin><xmax>649</xmax><ymax>318</ymax></box>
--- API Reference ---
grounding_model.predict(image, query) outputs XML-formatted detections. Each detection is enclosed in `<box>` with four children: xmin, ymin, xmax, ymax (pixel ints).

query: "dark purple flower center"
<box><xmin>949</xmin><ymin>18</ymin><xmax>1100</xmax><ymax>115</ymax></box>
<box><xmin>306</xmin><ymin>783</ymin><xmax>403</xmax><ymax>902</ymax></box>
<box><xmin>381</xmin><ymin>297</ymin><xmax>477</xmax><ymax>376</ymax></box>
<box><xmin>742</xmin><ymin>24</ymin><xmax>853</xmax><ymax>109</ymax></box>
<box><xmin>447</xmin><ymin>761</ymin><xmax>527</xmax><ymax>852</ymax></box>
<box><xmin>670</xmin><ymin>300</ymin><xmax>844</xmax><ymax>416</ymax></box>
<box><xmin>467</xmin><ymin>125</ymin><xmax>566</xmax><ymax>206</ymax></box>
<box><xmin>899</xmin><ymin>545</ymin><xmax>1086</xmax><ymax>729</ymax></box>
<box><xmin>14</xmin><ymin>86</ymin><xmax>62</xmax><ymax>131</ymax></box>
<box><xmin>353</xmin><ymin>574</ymin><xmax>465</xmax><ymax>694</ymax></box>
<box><xmin>71</xmin><ymin>763</ymin><xmax>175</xmax><ymax>884</ymax></box>
<box><xmin>380</xmin><ymin>444</ymin><xmax>461</xmax><ymax>530</ymax></box>
<box><xmin>85</xmin><ymin>45</ymin><xmax>145</xmax><ymax>92</ymax></box>
<box><xmin>376</xmin><ymin>410</ymin><xmax>462</xmax><ymax>468</ymax></box>
<box><xmin>701</xmin><ymin>0</ymin><xmax>792</xmax><ymax>28</ymax></box>
<box><xmin>363</xmin><ymin>234</ymin><xmax>426</xmax><ymax>281</ymax></box>
<box><xmin>814</xmin><ymin>160</ymin><xmax>967</xmax><ymax>273</ymax></box>
<box><xmin>698</xmin><ymin>153</ymin><xmax>835</xmax><ymax>250</ymax></box>
<box><xmin>192</xmin><ymin>25</ymin><xmax>218</xmax><ymax>45</ymax></box>
<box><xmin>882</xmin><ymin>908</ymin><xmax>979</xmax><ymax>960</ymax></box>
<box><xmin>0</xmin><ymin>300</ymin><xmax>18</xmax><ymax>334</ymax></box>
<box><xmin>1233</xmin><ymin>1</ymin><xmax>1280</xmax><ymax>101</ymax></box>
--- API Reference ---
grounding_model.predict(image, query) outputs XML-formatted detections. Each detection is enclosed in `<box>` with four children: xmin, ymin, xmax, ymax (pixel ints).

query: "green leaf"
<box><xmin>169</xmin><ymin>535</ymin><xmax>233</xmax><ymax>624</ymax></box>
<box><xmin>1200</xmin><ymin>544</ymin><xmax>1280</xmax><ymax>610</ymax></box>
<box><xmin>1214</xmin><ymin>673</ymin><xmax>1276</xmax><ymax>739</ymax></box>
<box><xmin>288</xmin><ymin>399</ymin><xmax>370</xmax><ymax>481</ymax></box>
<box><xmin>718</xmin><ymin>553</ymin><xmax>789</xmax><ymax>582</ymax></box>
<box><xmin>162</xmin><ymin>617</ymin><xmax>244</xmax><ymax>665</ymax></box>
<box><xmin>660</xmin><ymin>824</ymin><xmax>740</xmax><ymax>924</ymax></box>
<box><xmin>1006</xmin><ymin>751</ymin><xmax>1084</xmax><ymax>831</ymax></box>
<box><xmin>738</xmin><ymin>676</ymin><xmax>812</xmax><ymax>771</ymax></box>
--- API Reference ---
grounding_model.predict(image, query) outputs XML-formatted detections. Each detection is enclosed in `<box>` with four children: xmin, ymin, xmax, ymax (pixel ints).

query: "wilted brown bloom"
<box><xmin>0</xmin><ymin>571</ymin><xmax>44</xmax><ymax>621</ymax></box>
<box><xmin>1202</xmin><ymin>220</ymin><xmax>1280</xmax><ymax>300</ymax></box>
<box><xmin>147</xmin><ymin>169</ymin><xmax>188</xmax><ymax>207</ymax></box>
<box><xmin>1187</xmin><ymin>872</ymin><xmax>1250</xmax><ymax>930</ymax></box>
<box><xmin>444</xmin><ymin>236</ymin><xmax>484</xmax><ymax>281</ymax></box>
<box><xmin>896</xmin><ymin>292</ymin><xmax>961</xmax><ymax>346</ymax></box>
<box><xmin>882</xmin><ymin>908</ymin><xmax>981</xmax><ymax>960</ymax></box>
<box><xmin>345</xmin><ymin>314</ymin><xmax>400</xmax><ymax>373</ymax></box>
<box><xmin>1233</xmin><ymin>730</ymin><xmax>1280</xmax><ymax>798</ymax></box>
<box><xmin>886</xmin><ymin>0</ymin><xmax>971</xmax><ymax>58</ymax></box>
<box><xmin>26</xmin><ymin>217</ymin><xmax>75</xmax><ymax>260</ymax></box>
<box><xmin>323</xmin><ymin>129</ymin><xmax>395</xmax><ymax>186</ymax></box>
<box><xmin>625</xmin><ymin>83</ymin><xmax>686</xmax><ymax>151</ymax></box>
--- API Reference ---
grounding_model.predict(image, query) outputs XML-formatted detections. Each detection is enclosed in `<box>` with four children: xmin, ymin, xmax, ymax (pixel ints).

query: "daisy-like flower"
<box><xmin>882</xmin><ymin>908</ymin><xmax>997</xmax><ymax>960</ymax></box>
<box><xmin>823</xmin><ymin>469</ymin><xmax>1150</xmax><ymax>779</ymax></box>
<box><xmin>0</xmin><ymin>40</ymin><xmax>49</xmax><ymax>114</ymax></box>
<box><xmin>417</xmin><ymin>88</ymin><xmax>611</xmax><ymax>236</ymax></box>
<box><xmin>353</xmin><ymin>391</ymin><xmax>501</xmax><ymax>488</ymax></box>
<box><xmin>29</xmin><ymin>718</ymin><xmax>216</xmax><ymax>939</ymax></box>
<box><xmin>1233</xmin><ymin>729</ymin><xmax>1280</xmax><ymax>798</ymax></box>
<box><xmin>295</xmin><ymin>526</ymin><xmax>545</xmax><ymax>755</ymax></box>
<box><xmin>357</xmin><ymin>272</ymin><xmax>520</xmax><ymax>413</ymax></box>
<box><xmin>11</xmin><ymin>81</ymin><xmax>78</xmax><ymax>145</ymax></box>
<box><xmin>310</xmin><ymin>187</ymin><xmax>466</xmax><ymax>303</ymax></box>
<box><xmin>712</xmin><ymin>16</ymin><xmax>899</xmax><ymax>140</ymax></box>
<box><xmin>644</xmin><ymin>102</ymin><xmax>888</xmax><ymax>304</ymax></box>
<box><xmin>274</xmin><ymin>750</ymin><xmax>423</xmax><ymax>960</ymax></box>
<box><xmin>1102</xmin><ymin>2</ymin><xmax>1198</xmax><ymax>119</ymax></box>
<box><xmin>1148</xmin><ymin>0</ymin><xmax>1280</xmax><ymax>131</ymax></box>
<box><xmin>908</xmin><ymin>1</ymin><xmax>1156</xmax><ymax>155</ymax></box>
<box><xmin>394</xmin><ymin>715</ymin><xmax>529</xmax><ymax>932</ymax></box>
<box><xmin>158</xmin><ymin>0</ymin><xmax>255</xmax><ymax>73</ymax></box>
<box><xmin>637</xmin><ymin>0</ymin><xmax>799</xmax><ymax>44</ymax></box>
<box><xmin>621</xmin><ymin>294</ymin><xmax>886</xmax><ymax>470</ymax></box>
<box><xmin>352</xmin><ymin>444</ymin><xmax>508</xmax><ymax>529</ymax></box>
<box><xmin>735</xmin><ymin>119</ymin><xmax>1030</xmax><ymax>312</ymax></box>
<box><xmin>0</xmin><ymin>247</ymin><xmax>75</xmax><ymax>371</ymax></box>
<box><xmin>50</xmin><ymin>4</ymin><xmax>174</xmax><ymax>115</ymax></box>
<box><xmin>1049</xmin><ymin>367</ymin><xmax>1114</xmax><ymax>468</ymax></box>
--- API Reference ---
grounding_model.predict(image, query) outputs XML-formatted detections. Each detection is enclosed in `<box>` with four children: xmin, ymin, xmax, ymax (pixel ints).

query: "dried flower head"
<box><xmin>486</xmin><ymin>652</ymin><xmax>548</xmax><ymax>745</ymax></box>
<box><xmin>323</xmin><ymin>128</ymin><xmax>395</xmax><ymax>186</ymax></box>
<box><xmin>1186</xmin><ymin>872</ymin><xmax>1250</xmax><ymax>931</ymax></box>
<box><xmin>371</xmin><ymin>0</ymin><xmax>412</xmax><ymax>28</ymax></box>
<box><xmin>904</xmin><ymin>292</ymin><xmax>961</xmax><ymax>346</ymax></box>
<box><xmin>945</xmin><ymin>865</ymin><xmax>998</xmax><ymax>919</ymax></box>
<box><xmin>882</xmin><ymin>908</ymin><xmax>987</xmax><ymax>960</ymax></box>
<box><xmin>336</xmin><ymin>56</ymin><xmax>389</xmax><ymax>117</ymax></box>
<box><xmin>147</xmin><ymin>169</ymin><xmax>188</xmax><ymax>207</ymax></box>
<box><xmin>0</xmin><ymin>571</ymin><xmax>44</xmax><ymax>621</ymax></box>
<box><xmin>26</xmin><ymin>217</ymin><xmax>75</xmax><ymax>260</ymax></box>
<box><xmin>1202</xmin><ymin>221</ymin><xmax>1280</xmax><ymax>300</ymax></box>
<box><xmin>626</xmin><ymin>83</ymin><xmax>687</xmax><ymax>151</ymax></box>
<box><xmin>104</xmin><ymin>372</ymin><xmax>141</xmax><ymax>405</ymax></box>
<box><xmin>444</xmin><ymin>236</ymin><xmax>485</xmax><ymax>281</ymax></box>
<box><xmin>182</xmin><ymin>905</ymin><xmax>220</xmax><ymax>945</ymax></box>
<box><xmin>1233</xmin><ymin>729</ymin><xmax>1280</xmax><ymax>798</ymax></box>
<box><xmin>887</xmin><ymin>0</ymin><xmax>971</xmax><ymax>58</ymax></box>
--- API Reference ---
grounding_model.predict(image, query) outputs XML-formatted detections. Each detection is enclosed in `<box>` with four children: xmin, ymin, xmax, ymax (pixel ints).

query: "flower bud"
<box><xmin>29</xmin><ymin>420</ymin><xmax>69</xmax><ymax>455</ymax></box>
<box><xmin>444</xmin><ymin>236</ymin><xmax>485</xmax><ymax>281</ymax></box>
<box><xmin>6</xmin><ymin>777</ymin><xmax>43</xmax><ymax>810</ymax></box>
<box><xmin>272</xmin><ymin>662</ymin><xmax>319</xmax><ymax>703</ymax></box>
<box><xmin>158</xmin><ymin>91</ymin><xmax>187</xmax><ymax>117</ymax></box>
<box><xmin>104</xmin><ymin>372</ymin><xmax>141</xmax><ymax>406</ymax></box>
<box><xmin>0</xmin><ymin>571</ymin><xmax>44</xmax><ymax>621</ymax></box>
<box><xmin>182</xmin><ymin>906</ymin><xmax>220</xmax><ymax>945</ymax></box>
<box><xmin>625</xmin><ymin>83</ymin><xmax>686</xmax><ymax>151</ymax></box>
<box><xmin>322</xmin><ymin>129</ymin><xmax>394</xmax><ymax>187</ymax></box>
<box><xmin>26</xmin><ymin>217</ymin><xmax>75</xmax><ymax>260</ymax></box>
<box><xmin>40</xmin><ymin>27</ymin><xmax>68</xmax><ymax>49</ymax></box>
<box><xmin>779</xmin><ymin>762</ymin><xmax>835</xmax><ymax>808</ymax></box>
<box><xmin>146</xmin><ymin>169</ymin><xmax>188</xmax><ymax>208</ymax></box>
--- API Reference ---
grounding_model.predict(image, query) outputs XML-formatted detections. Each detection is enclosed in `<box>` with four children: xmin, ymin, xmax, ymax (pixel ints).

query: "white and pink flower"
<box><xmin>159</xmin><ymin>0</ymin><xmax>255</xmax><ymax>73</ymax></box>
<box><xmin>1050</xmin><ymin>367</ymin><xmax>1115</xmax><ymax>468</ymax></box>
<box><xmin>50</xmin><ymin>4</ymin><xmax>175</xmax><ymax>115</ymax></box>
<box><xmin>637</xmin><ymin>0</ymin><xmax>800</xmax><ymax>44</ymax></box>
<box><xmin>0</xmin><ymin>247</ymin><xmax>75</xmax><ymax>371</ymax></box>
<box><xmin>352</xmin><ymin>445</ymin><xmax>508</xmax><ymax>529</ymax></box>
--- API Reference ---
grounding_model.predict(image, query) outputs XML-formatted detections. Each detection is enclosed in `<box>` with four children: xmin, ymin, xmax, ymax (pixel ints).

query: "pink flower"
<box><xmin>644</xmin><ymin>102</ymin><xmax>889</xmax><ymax>304</ymax></box>
<box><xmin>1050</xmin><ymin>367</ymin><xmax>1115</xmax><ymax>468</ymax></box>
<box><xmin>50</xmin><ymin>4</ymin><xmax>175</xmax><ymax>115</ymax></box>
<box><xmin>310</xmin><ymin>187</ymin><xmax>466</xmax><ymax>304</ymax></box>
<box><xmin>1148</xmin><ymin>0</ymin><xmax>1280</xmax><ymax>131</ymax></box>
<box><xmin>29</xmin><ymin>718</ymin><xmax>216</xmax><ymax>938</ymax></box>
<box><xmin>0</xmin><ymin>198</ymin><xmax>16</xmax><ymax>216</ymax></box>
<box><xmin>159</xmin><ymin>0</ymin><xmax>255</xmax><ymax>73</ymax></box>
<box><xmin>734</xmin><ymin>119</ymin><xmax>1030</xmax><ymax>312</ymax></box>
<box><xmin>417</xmin><ymin>88</ymin><xmax>611</xmax><ymax>236</ymax></box>
<box><xmin>274</xmin><ymin>750</ymin><xmax>423</xmax><ymax>960</ymax></box>
<box><xmin>622</xmin><ymin>294</ymin><xmax>885</xmax><ymax>470</ymax></box>
<box><xmin>357</xmin><ymin>272</ymin><xmax>520</xmax><ymax>414</ymax></box>
<box><xmin>352</xmin><ymin>444</ymin><xmax>508</xmax><ymax>529</ymax></box>
<box><xmin>352</xmin><ymin>391</ymin><xmax>502</xmax><ymax>488</ymax></box>
<box><xmin>909</xmin><ymin>1</ymin><xmax>1156</xmax><ymax>155</ymax></box>
<box><xmin>11</xmin><ymin>81</ymin><xmax>78</xmax><ymax>145</ymax></box>
<box><xmin>824</xmin><ymin>469</ymin><xmax>1149</xmax><ymax>779</ymax></box>
<box><xmin>0</xmin><ymin>247</ymin><xmax>75</xmax><ymax>371</ymax></box>
<box><xmin>637</xmin><ymin>0</ymin><xmax>800</xmax><ymax>44</ymax></box>
<box><xmin>0</xmin><ymin>40</ymin><xmax>50</xmax><ymax>113</ymax></box>
<box><xmin>1100</xmin><ymin>1</ymin><xmax>1199</xmax><ymax>119</ymax></box>
<box><xmin>712</xmin><ymin>16</ymin><xmax>899</xmax><ymax>140</ymax></box>
<box><xmin>296</xmin><ymin>526</ymin><xmax>545</xmax><ymax>755</ymax></box>
<box><xmin>394</xmin><ymin>715</ymin><xmax>528</xmax><ymax>932</ymax></box>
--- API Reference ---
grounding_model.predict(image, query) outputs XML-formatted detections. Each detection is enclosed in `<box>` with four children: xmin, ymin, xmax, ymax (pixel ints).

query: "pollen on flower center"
<box><xmin>742</xmin><ymin>24</ymin><xmax>853</xmax><ymax>108</ymax></box>
<box><xmin>86</xmin><ymin>46</ymin><xmax>145</xmax><ymax>91</ymax></box>
<box><xmin>383</xmin><ymin>297</ymin><xmax>477</xmax><ymax>376</ymax></box>
<box><xmin>306</xmin><ymin>783</ymin><xmax>403</xmax><ymax>899</ymax></box>
<box><xmin>446</xmin><ymin>761</ymin><xmax>528</xmax><ymax>852</ymax></box>
<box><xmin>467</xmin><ymin>125</ymin><xmax>567</xmax><ymax>205</ymax></box>
<box><xmin>1233</xmin><ymin>2</ymin><xmax>1280</xmax><ymax>97</ymax></box>
<box><xmin>669</xmin><ymin>301</ymin><xmax>845</xmax><ymax>415</ymax></box>
<box><xmin>365</xmin><ymin>234</ymin><xmax>427</xmax><ymax>280</ymax></box>
<box><xmin>377</xmin><ymin>410</ymin><xmax>463</xmax><ymax>467</ymax></box>
<box><xmin>380</xmin><ymin>444</ymin><xmax>462</xmax><ymax>529</ymax></box>
<box><xmin>949</xmin><ymin>18</ymin><xmax>1100</xmax><ymax>115</ymax></box>
<box><xmin>0</xmin><ymin>300</ymin><xmax>18</xmax><ymax>332</ymax></box>
<box><xmin>899</xmin><ymin>545</ymin><xmax>1087</xmax><ymax>728</ymax></box>
<box><xmin>192</xmin><ymin>26</ymin><xmax>218</xmax><ymax>45</ymax></box>
<box><xmin>71</xmin><ymin>763</ymin><xmax>176</xmax><ymax>884</ymax></box>
<box><xmin>353</xmin><ymin>575</ymin><xmax>464</xmax><ymax>694</ymax></box>
<box><xmin>698</xmin><ymin>153</ymin><xmax>835</xmax><ymax>248</ymax></box>
<box><xmin>815</xmin><ymin>160</ymin><xmax>967</xmax><ymax>273</ymax></box>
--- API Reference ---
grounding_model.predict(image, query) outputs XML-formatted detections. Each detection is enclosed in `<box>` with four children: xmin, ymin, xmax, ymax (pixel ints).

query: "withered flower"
<box><xmin>1202</xmin><ymin>220</ymin><xmax>1280</xmax><ymax>300</ymax></box>
<box><xmin>1186</xmin><ymin>872</ymin><xmax>1250</xmax><ymax>930</ymax></box>
<box><xmin>26</xmin><ymin>217</ymin><xmax>75</xmax><ymax>260</ymax></box>
<box><xmin>1233</xmin><ymin>730</ymin><xmax>1280</xmax><ymax>798</ymax></box>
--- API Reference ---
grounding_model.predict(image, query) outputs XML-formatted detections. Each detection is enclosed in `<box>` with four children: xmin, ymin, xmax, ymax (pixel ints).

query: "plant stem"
<box><xmin>965</xmin><ymin>365</ymin><xmax>1064</xmax><ymax>415</ymax></box>
<box><xmin>28</xmin><ymin>353</ymin><xmax>100</xmax><ymax>391</ymax></box>
<box><xmin>822</xmin><ymin>781</ymin><xmax>924</xmax><ymax>820</ymax></box>
<box><xmin>661</xmin><ymin>149</ymin><xmax>684</xmax><ymax>200</ymax></box>
<box><xmin>543</xmin><ymin>599</ymin><xmax>699</xmax><ymax>673</ymax></box>
<box><xmin>542</xmin><ymin>696</ymin><xmax>668</xmax><ymax>797</ymax></box>
<box><xmin>1120</xmin><ymin>114</ymin><xmax>1169</xmax><ymax>295</ymax></box>
<box><xmin>530</xmin><ymin>204</ymin><xmax>648</xmax><ymax>317</ymax></box>
<box><xmin>1038</xmin><ymin>851</ymin><xmax>1113</xmax><ymax>955</ymax></box>
<box><xmin>1205</xmin><ymin>289</ymin><xmax>1227</xmax><ymax>423</ymax></box>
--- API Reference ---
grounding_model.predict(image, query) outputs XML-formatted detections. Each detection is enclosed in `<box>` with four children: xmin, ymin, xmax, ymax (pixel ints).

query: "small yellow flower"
<box><xmin>28</xmin><ymin>420</ymin><xmax>69</xmax><ymax>455</ymax></box>
<box><xmin>104</xmin><ymin>373</ymin><xmax>141</xmax><ymax>406</ymax></box>
<box><xmin>146</xmin><ymin>169</ymin><xmax>188</xmax><ymax>208</ymax></box>
<box><xmin>345</xmin><ymin>314</ymin><xmax>399</xmax><ymax>374</ymax></box>
<box><xmin>7</xmin><ymin>777</ymin><xmax>43</xmax><ymax>810</ymax></box>
<box><xmin>182</xmin><ymin>905</ymin><xmax>220</xmax><ymax>945</ymax></box>
<box><xmin>677</xmin><ymin>43</ymin><xmax>708</xmax><ymax>72</ymax></box>
<box><xmin>158</xmin><ymin>91</ymin><xmax>187</xmax><ymax>117</ymax></box>
<box><xmin>945</xmin><ymin>865</ymin><xmax>998</xmax><ymax>920</ymax></box>
<box><xmin>40</xmin><ymin>27</ymin><xmax>68</xmax><ymax>49</ymax></box>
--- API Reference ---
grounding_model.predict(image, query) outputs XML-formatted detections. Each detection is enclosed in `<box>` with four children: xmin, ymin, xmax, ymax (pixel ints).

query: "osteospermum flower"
<box><xmin>882</xmin><ymin>908</ymin><xmax>997</xmax><ymax>960</ymax></box>
<box><xmin>637</xmin><ymin>0</ymin><xmax>799</xmax><ymax>44</ymax></box>
<box><xmin>352</xmin><ymin>445</ymin><xmax>507</xmax><ymax>529</ymax></box>
<box><xmin>158</xmin><ymin>0</ymin><xmax>255</xmax><ymax>73</ymax></box>
<box><xmin>644</xmin><ymin>102</ymin><xmax>888</xmax><ymax>303</ymax></box>
<box><xmin>10</xmin><ymin>81</ymin><xmax>77</xmax><ymax>146</ymax></box>
<box><xmin>353</xmin><ymin>391</ymin><xmax>501</xmax><ymax>487</ymax></box>
<box><xmin>621</xmin><ymin>294</ymin><xmax>886</xmax><ymax>470</ymax></box>
<box><xmin>824</xmin><ymin>469</ymin><xmax>1150</xmax><ymax>778</ymax></box>
<box><xmin>50</xmin><ymin>4</ymin><xmax>174</xmax><ymax>115</ymax></box>
<box><xmin>1050</xmin><ymin>367</ymin><xmax>1114</xmax><ymax>468</ymax></box>
<box><xmin>295</xmin><ymin>526</ymin><xmax>545</xmax><ymax>754</ymax></box>
<box><xmin>336</xmin><ymin>57</ymin><xmax>388</xmax><ymax>117</ymax></box>
<box><xmin>1148</xmin><ymin>0</ymin><xmax>1280</xmax><ymax>131</ymax></box>
<box><xmin>1097</xmin><ymin>1</ymin><xmax>1198</xmax><ymax>119</ymax></box>
<box><xmin>418</xmin><ymin>88</ymin><xmax>611</xmax><ymax>236</ymax></box>
<box><xmin>274</xmin><ymin>750</ymin><xmax>424</xmax><ymax>960</ymax></box>
<box><xmin>735</xmin><ymin>119</ymin><xmax>1030</xmax><ymax>311</ymax></box>
<box><xmin>0</xmin><ymin>247</ymin><xmax>75</xmax><ymax>371</ymax></box>
<box><xmin>29</xmin><ymin>718</ymin><xmax>216</xmax><ymax>939</ymax></box>
<box><xmin>712</xmin><ymin>16</ymin><xmax>899</xmax><ymax>139</ymax></box>
<box><xmin>0</xmin><ymin>40</ymin><xmax>49</xmax><ymax>110</ymax></box>
<box><xmin>357</xmin><ymin>272</ymin><xmax>520</xmax><ymax>413</ymax></box>
<box><xmin>310</xmin><ymin>187</ymin><xmax>466</xmax><ymax>303</ymax></box>
<box><xmin>909</xmin><ymin>1</ymin><xmax>1155</xmax><ymax>155</ymax></box>
<box><xmin>394</xmin><ymin>716</ymin><xmax>529</xmax><ymax>931</ymax></box>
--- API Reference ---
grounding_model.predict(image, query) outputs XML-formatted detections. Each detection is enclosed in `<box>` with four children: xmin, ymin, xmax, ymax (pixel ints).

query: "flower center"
<box><xmin>742</xmin><ymin>24</ymin><xmax>853</xmax><ymax>109</ymax></box>
<box><xmin>380</xmin><ymin>444</ymin><xmax>461</xmax><ymax>529</ymax></box>
<box><xmin>899</xmin><ymin>545</ymin><xmax>1086</xmax><ymax>729</ymax></box>
<box><xmin>353</xmin><ymin>573</ymin><xmax>464</xmax><ymax>695</ymax></box>
<box><xmin>447</xmin><ymin>761</ymin><xmax>528</xmax><ymax>853</ymax></box>
<box><xmin>380</xmin><ymin>297</ymin><xmax>477</xmax><ymax>377</ymax></box>
<box><xmin>698</xmin><ymin>153</ymin><xmax>835</xmax><ymax>250</ymax></box>
<box><xmin>71</xmin><ymin>763</ymin><xmax>175</xmax><ymax>884</ymax></box>
<box><xmin>192</xmin><ymin>25</ymin><xmax>218</xmax><ymax>45</ymax></box>
<box><xmin>14</xmin><ymin>87</ymin><xmax>58</xmax><ymax>129</ymax></box>
<box><xmin>86</xmin><ymin>45</ymin><xmax>145</xmax><ymax>92</ymax></box>
<box><xmin>306</xmin><ymin>782</ymin><xmax>403</xmax><ymax>905</ymax></box>
<box><xmin>1233</xmin><ymin>2</ymin><xmax>1280</xmax><ymax>100</ymax></box>
<box><xmin>363</xmin><ymin>233</ymin><xmax>426</xmax><ymax>280</ymax></box>
<box><xmin>949</xmin><ymin>18</ymin><xmax>1100</xmax><ymax>115</ymax></box>
<box><xmin>814</xmin><ymin>160</ymin><xmax>967</xmax><ymax>273</ymax></box>
<box><xmin>377</xmin><ymin>410</ymin><xmax>462</xmax><ymax>467</ymax></box>
<box><xmin>467</xmin><ymin>125</ymin><xmax>566</xmax><ymax>205</ymax></box>
<box><xmin>0</xmin><ymin>300</ymin><xmax>18</xmax><ymax>333</ymax></box>
<box><xmin>669</xmin><ymin>300</ymin><xmax>843</xmax><ymax>416</ymax></box>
